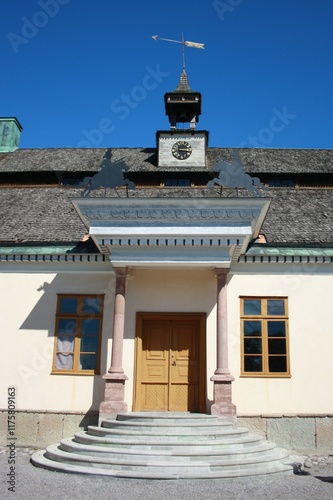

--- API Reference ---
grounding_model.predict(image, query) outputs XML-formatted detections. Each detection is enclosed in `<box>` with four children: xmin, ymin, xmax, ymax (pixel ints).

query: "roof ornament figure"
<box><xmin>152</xmin><ymin>34</ymin><xmax>204</xmax><ymax>72</ymax></box>
<box><xmin>80</xmin><ymin>149</ymin><xmax>134</xmax><ymax>197</ymax></box>
<box><xmin>207</xmin><ymin>149</ymin><xmax>266</xmax><ymax>196</ymax></box>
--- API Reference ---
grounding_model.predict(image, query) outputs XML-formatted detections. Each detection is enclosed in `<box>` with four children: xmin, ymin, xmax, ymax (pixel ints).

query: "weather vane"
<box><xmin>152</xmin><ymin>34</ymin><xmax>204</xmax><ymax>71</ymax></box>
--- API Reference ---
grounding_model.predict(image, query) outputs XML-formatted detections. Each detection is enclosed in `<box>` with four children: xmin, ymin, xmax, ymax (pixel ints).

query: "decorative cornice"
<box><xmin>0</xmin><ymin>254</ymin><xmax>107</xmax><ymax>263</ymax></box>
<box><xmin>101</xmin><ymin>237</ymin><xmax>241</xmax><ymax>248</ymax></box>
<box><xmin>239</xmin><ymin>254</ymin><xmax>333</xmax><ymax>264</ymax></box>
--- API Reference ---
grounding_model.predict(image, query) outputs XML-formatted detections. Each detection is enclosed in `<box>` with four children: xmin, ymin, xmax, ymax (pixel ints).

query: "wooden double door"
<box><xmin>133</xmin><ymin>313</ymin><xmax>206</xmax><ymax>412</ymax></box>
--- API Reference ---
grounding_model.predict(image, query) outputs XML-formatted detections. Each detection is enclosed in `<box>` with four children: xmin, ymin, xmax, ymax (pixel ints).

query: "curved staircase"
<box><xmin>31</xmin><ymin>412</ymin><xmax>293</xmax><ymax>479</ymax></box>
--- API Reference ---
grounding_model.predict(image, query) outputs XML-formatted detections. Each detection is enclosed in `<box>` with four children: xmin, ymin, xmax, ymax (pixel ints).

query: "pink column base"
<box><xmin>99</xmin><ymin>374</ymin><xmax>128</xmax><ymax>421</ymax></box>
<box><xmin>210</xmin><ymin>375</ymin><xmax>237</xmax><ymax>417</ymax></box>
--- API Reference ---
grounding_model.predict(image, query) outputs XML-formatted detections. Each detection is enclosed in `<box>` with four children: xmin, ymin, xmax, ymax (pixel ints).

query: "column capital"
<box><xmin>113</xmin><ymin>267</ymin><xmax>131</xmax><ymax>279</ymax></box>
<box><xmin>214</xmin><ymin>267</ymin><xmax>230</xmax><ymax>279</ymax></box>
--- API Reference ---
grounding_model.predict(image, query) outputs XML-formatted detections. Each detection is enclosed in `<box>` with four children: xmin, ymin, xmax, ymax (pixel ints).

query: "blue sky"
<box><xmin>1</xmin><ymin>0</ymin><xmax>333</xmax><ymax>149</ymax></box>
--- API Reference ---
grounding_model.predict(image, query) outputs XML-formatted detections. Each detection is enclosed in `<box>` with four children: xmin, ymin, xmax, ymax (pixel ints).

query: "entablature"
<box><xmin>71</xmin><ymin>197</ymin><xmax>270</xmax><ymax>268</ymax></box>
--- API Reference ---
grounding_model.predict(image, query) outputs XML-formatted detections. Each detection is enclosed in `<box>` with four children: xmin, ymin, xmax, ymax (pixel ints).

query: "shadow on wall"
<box><xmin>17</xmin><ymin>273</ymin><xmax>117</xmax><ymax>416</ymax></box>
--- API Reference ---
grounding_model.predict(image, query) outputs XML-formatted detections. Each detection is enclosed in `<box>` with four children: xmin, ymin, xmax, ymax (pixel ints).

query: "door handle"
<box><xmin>172</xmin><ymin>360</ymin><xmax>176</xmax><ymax>366</ymax></box>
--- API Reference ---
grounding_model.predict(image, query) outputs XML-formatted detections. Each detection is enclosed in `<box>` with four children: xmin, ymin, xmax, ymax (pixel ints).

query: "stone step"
<box><xmin>73</xmin><ymin>430</ymin><xmax>263</xmax><ymax>450</ymax></box>
<box><xmin>60</xmin><ymin>436</ymin><xmax>279</xmax><ymax>461</ymax></box>
<box><xmin>30</xmin><ymin>412</ymin><xmax>293</xmax><ymax>479</ymax></box>
<box><xmin>101</xmin><ymin>419</ymin><xmax>234</xmax><ymax>433</ymax></box>
<box><xmin>114</xmin><ymin>412</ymin><xmax>230</xmax><ymax>425</ymax></box>
<box><xmin>87</xmin><ymin>424</ymin><xmax>250</xmax><ymax>440</ymax></box>
<box><xmin>32</xmin><ymin>449</ymin><xmax>292</xmax><ymax>479</ymax></box>
<box><xmin>45</xmin><ymin>444</ymin><xmax>289</xmax><ymax>471</ymax></box>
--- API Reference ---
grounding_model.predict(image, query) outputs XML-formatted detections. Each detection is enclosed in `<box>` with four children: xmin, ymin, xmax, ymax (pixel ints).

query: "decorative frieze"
<box><xmin>71</xmin><ymin>197</ymin><xmax>271</xmax><ymax>266</ymax></box>
<box><xmin>80</xmin><ymin>207</ymin><xmax>262</xmax><ymax>222</ymax></box>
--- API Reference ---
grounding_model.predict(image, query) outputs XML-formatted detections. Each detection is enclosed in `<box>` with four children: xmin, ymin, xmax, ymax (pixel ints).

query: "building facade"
<box><xmin>0</xmin><ymin>73</ymin><xmax>332</xmax><ymax>451</ymax></box>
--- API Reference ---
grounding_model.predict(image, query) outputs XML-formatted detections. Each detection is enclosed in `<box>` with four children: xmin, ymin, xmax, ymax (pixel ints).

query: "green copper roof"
<box><xmin>247</xmin><ymin>245</ymin><xmax>333</xmax><ymax>257</ymax></box>
<box><xmin>0</xmin><ymin>242</ymin><xmax>99</xmax><ymax>255</ymax></box>
<box><xmin>0</xmin><ymin>117</ymin><xmax>23</xmax><ymax>152</ymax></box>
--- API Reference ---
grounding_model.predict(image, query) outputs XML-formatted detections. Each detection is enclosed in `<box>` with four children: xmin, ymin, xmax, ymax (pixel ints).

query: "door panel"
<box><xmin>169</xmin><ymin>320</ymin><xmax>200</xmax><ymax>411</ymax></box>
<box><xmin>140</xmin><ymin>320</ymin><xmax>169</xmax><ymax>410</ymax></box>
<box><xmin>142</xmin><ymin>384</ymin><xmax>168</xmax><ymax>411</ymax></box>
<box><xmin>134</xmin><ymin>314</ymin><xmax>205</xmax><ymax>412</ymax></box>
<box><xmin>141</xmin><ymin>321</ymin><xmax>169</xmax><ymax>383</ymax></box>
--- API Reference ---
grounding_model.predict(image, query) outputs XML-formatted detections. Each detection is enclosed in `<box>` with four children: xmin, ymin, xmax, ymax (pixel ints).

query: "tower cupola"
<box><xmin>0</xmin><ymin>117</ymin><xmax>23</xmax><ymax>152</ymax></box>
<box><xmin>164</xmin><ymin>70</ymin><xmax>201</xmax><ymax>129</ymax></box>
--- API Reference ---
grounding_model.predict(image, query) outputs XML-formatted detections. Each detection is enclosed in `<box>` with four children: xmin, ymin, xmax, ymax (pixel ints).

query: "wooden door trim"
<box><xmin>133</xmin><ymin>312</ymin><xmax>206</xmax><ymax>412</ymax></box>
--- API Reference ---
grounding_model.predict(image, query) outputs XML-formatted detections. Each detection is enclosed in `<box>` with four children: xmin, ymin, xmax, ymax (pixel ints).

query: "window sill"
<box><xmin>51</xmin><ymin>371</ymin><xmax>100</xmax><ymax>376</ymax></box>
<box><xmin>240</xmin><ymin>373</ymin><xmax>291</xmax><ymax>378</ymax></box>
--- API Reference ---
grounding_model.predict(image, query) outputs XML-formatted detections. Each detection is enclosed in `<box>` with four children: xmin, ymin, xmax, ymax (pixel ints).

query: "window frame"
<box><xmin>240</xmin><ymin>296</ymin><xmax>290</xmax><ymax>378</ymax></box>
<box><xmin>52</xmin><ymin>294</ymin><xmax>104</xmax><ymax>375</ymax></box>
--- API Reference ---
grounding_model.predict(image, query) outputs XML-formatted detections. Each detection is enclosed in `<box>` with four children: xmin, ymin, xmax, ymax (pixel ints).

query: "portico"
<box><xmin>72</xmin><ymin>196</ymin><xmax>270</xmax><ymax>417</ymax></box>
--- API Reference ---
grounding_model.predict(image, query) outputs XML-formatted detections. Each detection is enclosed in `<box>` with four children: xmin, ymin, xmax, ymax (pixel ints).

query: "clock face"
<box><xmin>171</xmin><ymin>141</ymin><xmax>192</xmax><ymax>160</ymax></box>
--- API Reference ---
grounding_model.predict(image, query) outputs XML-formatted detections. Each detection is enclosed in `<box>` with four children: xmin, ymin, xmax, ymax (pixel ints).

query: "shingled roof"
<box><xmin>0</xmin><ymin>147</ymin><xmax>332</xmax><ymax>174</ymax></box>
<box><xmin>0</xmin><ymin>148</ymin><xmax>156</xmax><ymax>173</ymax></box>
<box><xmin>0</xmin><ymin>185</ymin><xmax>332</xmax><ymax>245</ymax></box>
<box><xmin>0</xmin><ymin>147</ymin><xmax>332</xmax><ymax>247</ymax></box>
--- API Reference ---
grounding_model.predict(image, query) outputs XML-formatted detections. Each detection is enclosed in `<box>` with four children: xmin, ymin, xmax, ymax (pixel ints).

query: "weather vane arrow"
<box><xmin>152</xmin><ymin>35</ymin><xmax>204</xmax><ymax>50</ymax></box>
<box><xmin>152</xmin><ymin>34</ymin><xmax>205</xmax><ymax>71</ymax></box>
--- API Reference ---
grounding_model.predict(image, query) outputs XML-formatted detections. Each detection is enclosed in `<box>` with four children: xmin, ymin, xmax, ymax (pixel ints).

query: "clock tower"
<box><xmin>157</xmin><ymin>70</ymin><xmax>208</xmax><ymax>168</ymax></box>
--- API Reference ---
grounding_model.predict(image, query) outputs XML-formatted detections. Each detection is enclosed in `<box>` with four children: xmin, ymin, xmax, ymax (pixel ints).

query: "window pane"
<box><xmin>80</xmin><ymin>354</ymin><xmax>97</xmax><ymax>370</ymax></box>
<box><xmin>57</xmin><ymin>333</ymin><xmax>74</xmax><ymax>353</ymax></box>
<box><xmin>268</xmin><ymin>321</ymin><xmax>286</xmax><ymax>337</ymax></box>
<box><xmin>81</xmin><ymin>335</ymin><xmax>98</xmax><ymax>352</ymax></box>
<box><xmin>165</xmin><ymin>179</ymin><xmax>191</xmax><ymax>187</ymax></box>
<box><xmin>56</xmin><ymin>353</ymin><xmax>73</xmax><ymax>370</ymax></box>
<box><xmin>269</xmin><ymin>356</ymin><xmax>287</xmax><ymax>372</ymax></box>
<box><xmin>81</xmin><ymin>319</ymin><xmax>100</xmax><ymax>336</ymax></box>
<box><xmin>244</xmin><ymin>321</ymin><xmax>262</xmax><ymax>336</ymax></box>
<box><xmin>59</xmin><ymin>297</ymin><xmax>78</xmax><ymax>314</ymax></box>
<box><xmin>58</xmin><ymin>318</ymin><xmax>76</xmax><ymax>335</ymax></box>
<box><xmin>83</xmin><ymin>297</ymin><xmax>101</xmax><ymax>314</ymax></box>
<box><xmin>244</xmin><ymin>356</ymin><xmax>262</xmax><ymax>372</ymax></box>
<box><xmin>268</xmin><ymin>339</ymin><xmax>286</xmax><ymax>354</ymax></box>
<box><xmin>244</xmin><ymin>338</ymin><xmax>262</xmax><ymax>354</ymax></box>
<box><xmin>244</xmin><ymin>299</ymin><xmax>261</xmax><ymax>315</ymax></box>
<box><xmin>267</xmin><ymin>300</ymin><xmax>285</xmax><ymax>316</ymax></box>
<box><xmin>56</xmin><ymin>314</ymin><xmax>75</xmax><ymax>370</ymax></box>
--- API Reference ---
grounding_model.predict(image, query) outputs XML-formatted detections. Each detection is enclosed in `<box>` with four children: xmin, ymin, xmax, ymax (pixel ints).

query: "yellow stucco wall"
<box><xmin>1</xmin><ymin>263</ymin><xmax>332</xmax><ymax>415</ymax></box>
<box><xmin>0</xmin><ymin>270</ymin><xmax>115</xmax><ymax>412</ymax></box>
<box><xmin>229</xmin><ymin>264</ymin><xmax>333</xmax><ymax>414</ymax></box>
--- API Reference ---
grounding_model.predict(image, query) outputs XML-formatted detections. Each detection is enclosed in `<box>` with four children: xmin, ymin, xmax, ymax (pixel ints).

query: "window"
<box><xmin>164</xmin><ymin>178</ymin><xmax>191</xmax><ymax>187</ymax></box>
<box><xmin>52</xmin><ymin>294</ymin><xmax>104</xmax><ymax>374</ymax></box>
<box><xmin>240</xmin><ymin>297</ymin><xmax>290</xmax><ymax>377</ymax></box>
<box><xmin>268</xmin><ymin>178</ymin><xmax>295</xmax><ymax>187</ymax></box>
